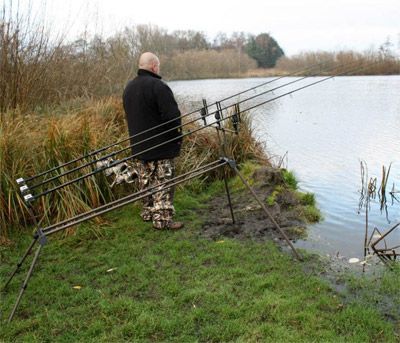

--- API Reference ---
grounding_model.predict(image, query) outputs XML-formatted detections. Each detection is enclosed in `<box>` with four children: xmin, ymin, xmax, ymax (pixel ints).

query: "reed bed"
<box><xmin>276</xmin><ymin>50</ymin><xmax>400</xmax><ymax>75</ymax></box>
<box><xmin>0</xmin><ymin>97</ymin><xmax>267</xmax><ymax>241</ymax></box>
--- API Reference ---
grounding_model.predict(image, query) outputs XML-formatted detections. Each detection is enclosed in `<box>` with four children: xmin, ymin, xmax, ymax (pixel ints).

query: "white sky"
<box><xmin>16</xmin><ymin>0</ymin><xmax>400</xmax><ymax>56</ymax></box>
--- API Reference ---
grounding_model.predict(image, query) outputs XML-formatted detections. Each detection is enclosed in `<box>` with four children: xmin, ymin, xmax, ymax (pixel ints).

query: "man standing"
<box><xmin>123</xmin><ymin>52</ymin><xmax>183</xmax><ymax>230</ymax></box>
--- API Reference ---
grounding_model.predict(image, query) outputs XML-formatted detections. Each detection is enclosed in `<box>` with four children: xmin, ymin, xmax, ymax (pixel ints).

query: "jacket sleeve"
<box><xmin>154</xmin><ymin>81</ymin><xmax>181</xmax><ymax>122</ymax></box>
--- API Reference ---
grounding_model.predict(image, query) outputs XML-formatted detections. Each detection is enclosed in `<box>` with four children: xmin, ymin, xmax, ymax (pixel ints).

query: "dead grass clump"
<box><xmin>0</xmin><ymin>97</ymin><xmax>126</xmax><ymax>239</ymax></box>
<box><xmin>0</xmin><ymin>98</ymin><xmax>268</xmax><ymax>241</ymax></box>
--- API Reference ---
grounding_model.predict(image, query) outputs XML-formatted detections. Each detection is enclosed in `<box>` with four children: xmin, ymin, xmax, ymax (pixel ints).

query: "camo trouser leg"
<box><xmin>134</xmin><ymin>159</ymin><xmax>175</xmax><ymax>228</ymax></box>
<box><xmin>134</xmin><ymin>161</ymin><xmax>154</xmax><ymax>221</ymax></box>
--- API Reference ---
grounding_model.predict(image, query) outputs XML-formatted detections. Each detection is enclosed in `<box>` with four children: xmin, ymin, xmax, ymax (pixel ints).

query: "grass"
<box><xmin>0</xmin><ymin>177</ymin><xmax>398</xmax><ymax>342</ymax></box>
<box><xmin>263</xmin><ymin>169</ymin><xmax>322</xmax><ymax>224</ymax></box>
<box><xmin>282</xmin><ymin>169</ymin><xmax>298</xmax><ymax>190</ymax></box>
<box><xmin>266</xmin><ymin>186</ymin><xmax>282</xmax><ymax>206</ymax></box>
<box><xmin>344</xmin><ymin>264</ymin><xmax>400</xmax><ymax>325</ymax></box>
<box><xmin>298</xmin><ymin>192</ymin><xmax>316</xmax><ymax>206</ymax></box>
<box><xmin>299</xmin><ymin>205</ymin><xmax>323</xmax><ymax>223</ymax></box>
<box><xmin>0</xmin><ymin>97</ymin><xmax>266</xmax><ymax>241</ymax></box>
<box><xmin>0</xmin><ymin>98</ymin><xmax>125</xmax><ymax>238</ymax></box>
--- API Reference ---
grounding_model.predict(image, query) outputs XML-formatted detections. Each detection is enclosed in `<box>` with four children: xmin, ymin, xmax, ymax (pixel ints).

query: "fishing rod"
<box><xmin>19</xmin><ymin>61</ymin><xmax>332</xmax><ymax>185</ymax></box>
<box><xmin>3</xmin><ymin>159</ymin><xmax>232</xmax><ymax>323</ymax></box>
<box><xmin>42</xmin><ymin>161</ymin><xmax>226</xmax><ymax>236</ymax></box>
<box><xmin>22</xmin><ymin>60</ymin><xmax>352</xmax><ymax>196</ymax></box>
<box><xmin>21</xmin><ymin>60</ymin><xmax>376</xmax><ymax>204</ymax></box>
<box><xmin>20</xmin><ymin>79</ymin><xmax>320</xmax><ymax>202</ymax></box>
<box><xmin>25</xmin><ymin>74</ymin><xmax>311</xmax><ymax>192</ymax></box>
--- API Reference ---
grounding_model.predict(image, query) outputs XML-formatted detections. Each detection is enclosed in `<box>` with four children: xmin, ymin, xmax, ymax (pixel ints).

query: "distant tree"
<box><xmin>212</xmin><ymin>32</ymin><xmax>229</xmax><ymax>50</ymax></box>
<box><xmin>378</xmin><ymin>37</ymin><xmax>395</xmax><ymax>59</ymax></box>
<box><xmin>231</xmin><ymin>32</ymin><xmax>248</xmax><ymax>50</ymax></box>
<box><xmin>245</xmin><ymin>33</ymin><xmax>284</xmax><ymax>68</ymax></box>
<box><xmin>212</xmin><ymin>31</ymin><xmax>248</xmax><ymax>51</ymax></box>
<box><xmin>172</xmin><ymin>30</ymin><xmax>209</xmax><ymax>51</ymax></box>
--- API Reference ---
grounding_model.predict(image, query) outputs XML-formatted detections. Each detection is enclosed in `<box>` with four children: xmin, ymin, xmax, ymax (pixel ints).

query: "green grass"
<box><xmin>295</xmin><ymin>192</ymin><xmax>322</xmax><ymax>223</ymax></box>
<box><xmin>282</xmin><ymin>169</ymin><xmax>298</xmax><ymax>190</ymax></box>
<box><xmin>0</xmin><ymin>181</ymin><xmax>397</xmax><ymax>342</ymax></box>
<box><xmin>299</xmin><ymin>205</ymin><xmax>323</xmax><ymax>223</ymax></box>
<box><xmin>298</xmin><ymin>192</ymin><xmax>316</xmax><ymax>206</ymax></box>
<box><xmin>266</xmin><ymin>187</ymin><xmax>282</xmax><ymax>206</ymax></box>
<box><xmin>345</xmin><ymin>264</ymin><xmax>400</xmax><ymax>326</ymax></box>
<box><xmin>264</xmin><ymin>177</ymin><xmax>322</xmax><ymax>224</ymax></box>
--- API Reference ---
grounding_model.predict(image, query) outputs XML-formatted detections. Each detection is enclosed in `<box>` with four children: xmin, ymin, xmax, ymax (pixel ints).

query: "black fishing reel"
<box><xmin>231</xmin><ymin>103</ymin><xmax>241</xmax><ymax>134</ymax></box>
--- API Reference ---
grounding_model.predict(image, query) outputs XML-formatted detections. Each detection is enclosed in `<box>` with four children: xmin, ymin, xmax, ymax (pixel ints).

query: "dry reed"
<box><xmin>0</xmin><ymin>97</ymin><xmax>267</xmax><ymax>241</ymax></box>
<box><xmin>276</xmin><ymin>50</ymin><xmax>400</xmax><ymax>75</ymax></box>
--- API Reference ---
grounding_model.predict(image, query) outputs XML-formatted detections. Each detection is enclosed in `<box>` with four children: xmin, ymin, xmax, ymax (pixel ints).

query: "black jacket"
<box><xmin>123</xmin><ymin>69</ymin><xmax>182</xmax><ymax>161</ymax></box>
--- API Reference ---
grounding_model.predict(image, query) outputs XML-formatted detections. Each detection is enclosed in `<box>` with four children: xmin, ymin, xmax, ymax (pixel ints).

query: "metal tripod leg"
<box><xmin>2</xmin><ymin>199</ymin><xmax>41</xmax><ymax>291</ymax></box>
<box><xmin>223</xmin><ymin>169</ymin><xmax>236</xmax><ymax>224</ymax></box>
<box><xmin>229</xmin><ymin>163</ymin><xmax>303</xmax><ymax>261</ymax></box>
<box><xmin>2</xmin><ymin>238</ymin><xmax>38</xmax><ymax>291</ymax></box>
<box><xmin>212</xmin><ymin>111</ymin><xmax>235</xmax><ymax>224</ymax></box>
<box><xmin>7</xmin><ymin>243</ymin><xmax>43</xmax><ymax>323</ymax></box>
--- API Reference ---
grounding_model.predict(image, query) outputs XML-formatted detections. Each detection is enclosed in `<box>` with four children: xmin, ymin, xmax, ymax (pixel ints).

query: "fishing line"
<box><xmin>25</xmin><ymin>61</ymin><xmax>352</xmax><ymax>192</ymax></box>
<box><xmin>24</xmin><ymin>60</ymin><xmax>381</xmax><ymax>202</ymax></box>
<box><xmin>21</xmin><ymin>61</ymin><xmax>333</xmax><ymax>184</ymax></box>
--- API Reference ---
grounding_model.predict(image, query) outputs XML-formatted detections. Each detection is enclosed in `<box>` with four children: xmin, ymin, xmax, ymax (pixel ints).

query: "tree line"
<box><xmin>0</xmin><ymin>1</ymin><xmax>399</xmax><ymax>112</ymax></box>
<box><xmin>0</xmin><ymin>0</ymin><xmax>287</xmax><ymax>112</ymax></box>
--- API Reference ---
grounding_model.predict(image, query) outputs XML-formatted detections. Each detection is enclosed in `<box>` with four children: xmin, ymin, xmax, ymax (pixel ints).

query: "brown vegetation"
<box><xmin>0</xmin><ymin>98</ymin><xmax>124</xmax><ymax>238</ymax></box>
<box><xmin>0</xmin><ymin>98</ymin><xmax>267</xmax><ymax>240</ymax></box>
<box><xmin>0</xmin><ymin>18</ymin><xmax>256</xmax><ymax>112</ymax></box>
<box><xmin>162</xmin><ymin>49</ymin><xmax>256</xmax><ymax>80</ymax></box>
<box><xmin>0</xmin><ymin>3</ymin><xmax>256</xmax><ymax>112</ymax></box>
<box><xmin>2</xmin><ymin>2</ymin><xmax>398</xmax><ymax>113</ymax></box>
<box><xmin>276</xmin><ymin>50</ymin><xmax>400</xmax><ymax>75</ymax></box>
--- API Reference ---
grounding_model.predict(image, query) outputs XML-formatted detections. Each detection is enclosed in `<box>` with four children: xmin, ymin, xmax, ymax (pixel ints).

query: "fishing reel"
<box><xmin>96</xmin><ymin>158</ymin><xmax>138</xmax><ymax>187</ymax></box>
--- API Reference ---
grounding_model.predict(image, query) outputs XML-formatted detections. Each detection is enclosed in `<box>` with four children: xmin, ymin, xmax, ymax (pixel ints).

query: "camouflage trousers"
<box><xmin>133</xmin><ymin>159</ymin><xmax>175</xmax><ymax>229</ymax></box>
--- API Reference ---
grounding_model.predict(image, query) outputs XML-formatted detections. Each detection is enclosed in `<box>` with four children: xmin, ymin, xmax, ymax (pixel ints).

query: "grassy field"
<box><xmin>0</xmin><ymin>174</ymin><xmax>398</xmax><ymax>342</ymax></box>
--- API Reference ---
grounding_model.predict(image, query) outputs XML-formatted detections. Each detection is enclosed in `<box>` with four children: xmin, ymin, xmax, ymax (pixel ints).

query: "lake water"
<box><xmin>169</xmin><ymin>76</ymin><xmax>400</xmax><ymax>258</ymax></box>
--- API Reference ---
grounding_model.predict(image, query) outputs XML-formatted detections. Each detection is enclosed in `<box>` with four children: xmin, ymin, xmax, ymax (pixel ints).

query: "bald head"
<box><xmin>138</xmin><ymin>52</ymin><xmax>160</xmax><ymax>74</ymax></box>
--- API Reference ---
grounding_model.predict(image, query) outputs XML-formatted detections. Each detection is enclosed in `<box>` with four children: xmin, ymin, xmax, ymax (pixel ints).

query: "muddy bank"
<box><xmin>199</xmin><ymin>166</ymin><xmax>319</xmax><ymax>246</ymax></box>
<box><xmin>197</xmin><ymin>166</ymin><xmax>400</xmax><ymax>328</ymax></box>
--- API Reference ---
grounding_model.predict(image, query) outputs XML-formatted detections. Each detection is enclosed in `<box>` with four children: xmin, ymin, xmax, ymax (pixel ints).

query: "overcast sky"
<box><xmin>20</xmin><ymin>0</ymin><xmax>400</xmax><ymax>56</ymax></box>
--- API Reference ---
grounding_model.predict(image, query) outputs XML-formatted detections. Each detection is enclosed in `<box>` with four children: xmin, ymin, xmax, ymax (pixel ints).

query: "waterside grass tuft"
<box><xmin>265</xmin><ymin>169</ymin><xmax>322</xmax><ymax>224</ymax></box>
